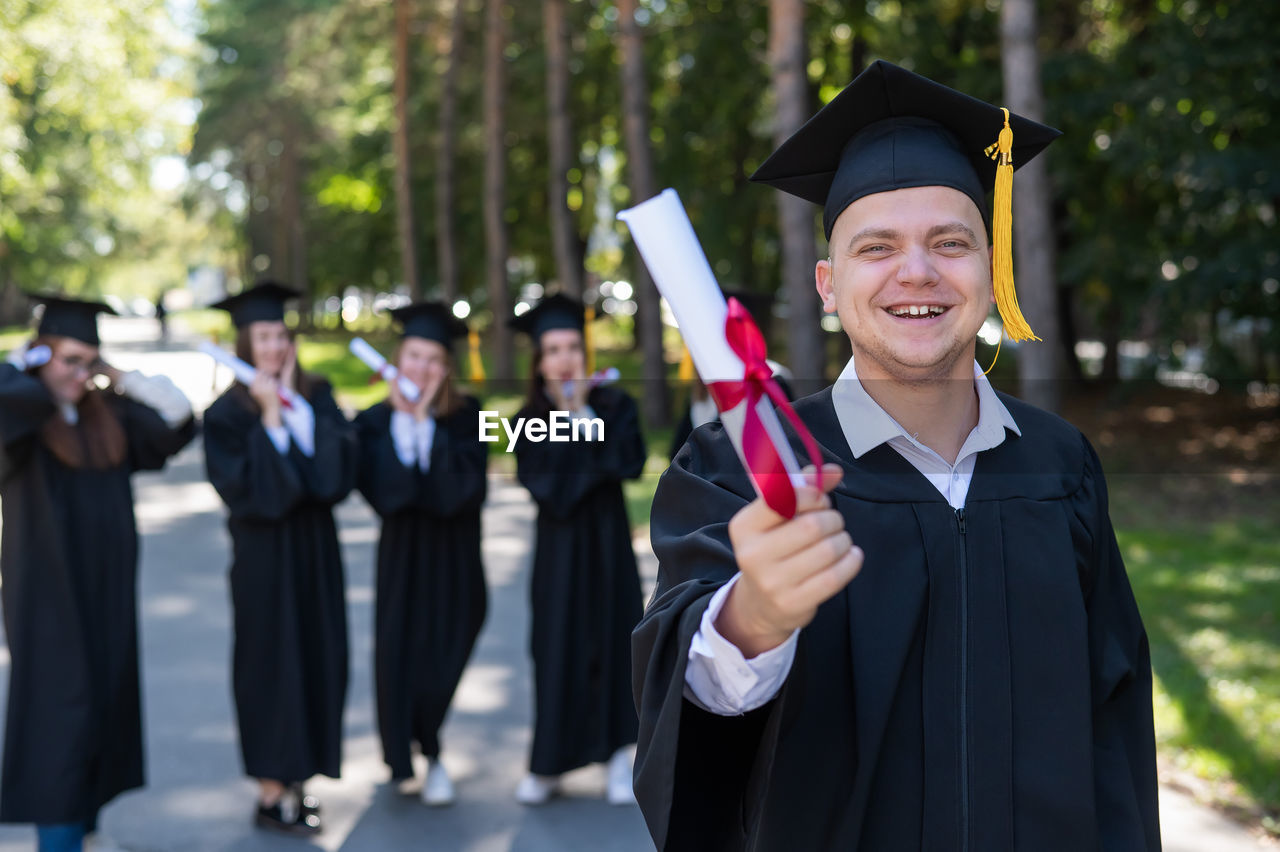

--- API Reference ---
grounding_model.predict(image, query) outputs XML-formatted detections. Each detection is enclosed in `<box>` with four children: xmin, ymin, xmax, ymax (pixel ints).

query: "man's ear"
<box><xmin>815</xmin><ymin>258</ymin><xmax>837</xmax><ymax>313</ymax></box>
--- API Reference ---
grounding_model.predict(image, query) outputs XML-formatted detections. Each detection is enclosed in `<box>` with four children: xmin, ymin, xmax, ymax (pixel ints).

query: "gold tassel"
<box><xmin>467</xmin><ymin>329</ymin><xmax>486</xmax><ymax>383</ymax></box>
<box><xmin>584</xmin><ymin>304</ymin><xmax>596</xmax><ymax>374</ymax></box>
<box><xmin>678</xmin><ymin>340</ymin><xmax>695</xmax><ymax>382</ymax></box>
<box><xmin>984</xmin><ymin>107</ymin><xmax>1039</xmax><ymax>342</ymax></box>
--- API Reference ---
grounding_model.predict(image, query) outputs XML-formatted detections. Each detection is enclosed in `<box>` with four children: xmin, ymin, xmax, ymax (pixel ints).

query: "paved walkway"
<box><xmin>0</xmin><ymin>317</ymin><xmax>1270</xmax><ymax>850</ymax></box>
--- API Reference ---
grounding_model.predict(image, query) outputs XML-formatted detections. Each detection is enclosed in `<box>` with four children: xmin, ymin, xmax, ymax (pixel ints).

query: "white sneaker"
<box><xmin>606</xmin><ymin>746</ymin><xmax>636</xmax><ymax>805</ymax></box>
<box><xmin>514</xmin><ymin>773</ymin><xmax>561</xmax><ymax>805</ymax></box>
<box><xmin>421</xmin><ymin>760</ymin><xmax>455</xmax><ymax>806</ymax></box>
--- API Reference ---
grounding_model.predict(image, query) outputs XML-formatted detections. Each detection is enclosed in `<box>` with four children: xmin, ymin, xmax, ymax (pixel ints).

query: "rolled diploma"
<box><xmin>349</xmin><ymin>337</ymin><xmax>421</xmax><ymax>402</ymax></box>
<box><xmin>198</xmin><ymin>341</ymin><xmax>298</xmax><ymax>409</ymax></box>
<box><xmin>618</xmin><ymin>188</ymin><xmax>805</xmax><ymax>493</ymax></box>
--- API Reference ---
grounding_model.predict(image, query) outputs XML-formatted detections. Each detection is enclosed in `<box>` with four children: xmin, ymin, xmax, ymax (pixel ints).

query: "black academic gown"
<box><xmin>515</xmin><ymin>386</ymin><xmax>647</xmax><ymax>776</ymax></box>
<box><xmin>633</xmin><ymin>387</ymin><xmax>1161</xmax><ymax>852</ymax></box>
<box><xmin>203</xmin><ymin>381</ymin><xmax>356</xmax><ymax>783</ymax></box>
<box><xmin>0</xmin><ymin>365</ymin><xmax>195</xmax><ymax>824</ymax></box>
<box><xmin>353</xmin><ymin>397</ymin><xmax>487</xmax><ymax>780</ymax></box>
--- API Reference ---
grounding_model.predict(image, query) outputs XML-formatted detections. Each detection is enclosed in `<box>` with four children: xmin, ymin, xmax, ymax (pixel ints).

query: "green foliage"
<box><xmin>0</xmin><ymin>0</ymin><xmax>196</xmax><ymax>313</ymax></box>
<box><xmin>1045</xmin><ymin>1</ymin><xmax>1280</xmax><ymax>380</ymax></box>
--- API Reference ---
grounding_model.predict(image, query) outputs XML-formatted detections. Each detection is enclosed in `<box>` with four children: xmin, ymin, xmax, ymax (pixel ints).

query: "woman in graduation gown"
<box><xmin>508</xmin><ymin>294</ymin><xmax>647</xmax><ymax>806</ymax></box>
<box><xmin>0</xmin><ymin>295</ymin><xmax>195</xmax><ymax>852</ymax></box>
<box><xmin>352</xmin><ymin>302</ymin><xmax>487</xmax><ymax>806</ymax></box>
<box><xmin>202</xmin><ymin>281</ymin><xmax>357</xmax><ymax>836</ymax></box>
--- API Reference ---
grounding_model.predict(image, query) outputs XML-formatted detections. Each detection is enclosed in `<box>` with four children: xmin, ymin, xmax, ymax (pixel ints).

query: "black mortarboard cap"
<box><xmin>389</xmin><ymin>301</ymin><xmax>469</xmax><ymax>346</ymax></box>
<box><xmin>750</xmin><ymin>60</ymin><xmax>1061</xmax><ymax>240</ymax></box>
<box><xmin>508</xmin><ymin>293</ymin><xmax>585</xmax><ymax>340</ymax></box>
<box><xmin>31</xmin><ymin>293</ymin><xmax>117</xmax><ymax>346</ymax></box>
<box><xmin>209</xmin><ymin>280</ymin><xmax>300</xmax><ymax>329</ymax></box>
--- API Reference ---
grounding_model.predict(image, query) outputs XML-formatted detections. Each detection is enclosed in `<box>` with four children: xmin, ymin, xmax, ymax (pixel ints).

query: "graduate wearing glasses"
<box><xmin>0</xmin><ymin>295</ymin><xmax>194</xmax><ymax>852</ymax></box>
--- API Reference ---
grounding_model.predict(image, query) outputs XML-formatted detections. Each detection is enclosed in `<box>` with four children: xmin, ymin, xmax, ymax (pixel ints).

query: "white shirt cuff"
<box><xmin>266</xmin><ymin>424</ymin><xmax>291</xmax><ymax>455</ymax></box>
<box><xmin>115</xmin><ymin>370</ymin><xmax>192</xmax><ymax>428</ymax></box>
<box><xmin>280</xmin><ymin>394</ymin><xmax>315</xmax><ymax>457</ymax></box>
<box><xmin>683</xmin><ymin>574</ymin><xmax>799</xmax><ymax>715</ymax></box>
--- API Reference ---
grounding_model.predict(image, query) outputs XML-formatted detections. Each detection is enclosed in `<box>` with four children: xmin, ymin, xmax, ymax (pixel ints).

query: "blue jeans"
<box><xmin>36</xmin><ymin>822</ymin><xmax>86</xmax><ymax>852</ymax></box>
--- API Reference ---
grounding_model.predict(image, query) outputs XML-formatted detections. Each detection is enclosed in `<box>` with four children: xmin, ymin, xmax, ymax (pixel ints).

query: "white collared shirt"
<box><xmin>390</xmin><ymin>409</ymin><xmax>436</xmax><ymax>472</ymax></box>
<box><xmin>683</xmin><ymin>357</ymin><xmax>1022</xmax><ymax>715</ymax></box>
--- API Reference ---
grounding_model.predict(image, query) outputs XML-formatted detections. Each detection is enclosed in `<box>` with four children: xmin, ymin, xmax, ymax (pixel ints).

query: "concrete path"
<box><xmin>0</xmin><ymin>317</ymin><xmax>1270</xmax><ymax>850</ymax></box>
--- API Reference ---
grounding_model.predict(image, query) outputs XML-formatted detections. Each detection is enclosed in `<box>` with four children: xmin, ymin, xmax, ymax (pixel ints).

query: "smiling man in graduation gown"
<box><xmin>632</xmin><ymin>61</ymin><xmax>1160</xmax><ymax>851</ymax></box>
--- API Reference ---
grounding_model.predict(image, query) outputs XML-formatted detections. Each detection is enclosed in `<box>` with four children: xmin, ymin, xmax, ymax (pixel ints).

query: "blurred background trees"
<box><xmin>2</xmin><ymin>0</ymin><xmax>1277</xmax><ymax>400</ymax></box>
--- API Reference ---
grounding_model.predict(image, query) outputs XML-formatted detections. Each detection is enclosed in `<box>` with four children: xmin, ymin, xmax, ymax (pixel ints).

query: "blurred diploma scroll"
<box><xmin>349</xmin><ymin>337</ymin><xmax>422</xmax><ymax>402</ymax></box>
<box><xmin>198</xmin><ymin>341</ymin><xmax>298</xmax><ymax>409</ymax></box>
<box><xmin>618</xmin><ymin>188</ymin><xmax>809</xmax><ymax>515</ymax></box>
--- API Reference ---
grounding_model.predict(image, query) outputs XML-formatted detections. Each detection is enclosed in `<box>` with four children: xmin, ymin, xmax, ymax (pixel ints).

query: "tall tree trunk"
<box><xmin>484</xmin><ymin>0</ymin><xmax>514</xmax><ymax>379</ymax></box>
<box><xmin>393</xmin><ymin>0</ymin><xmax>421</xmax><ymax>298</ymax></box>
<box><xmin>768</xmin><ymin>0</ymin><xmax>823</xmax><ymax>393</ymax></box>
<box><xmin>544</xmin><ymin>0</ymin><xmax>583</xmax><ymax>298</ymax></box>
<box><xmin>1001</xmin><ymin>0</ymin><xmax>1061</xmax><ymax>411</ymax></box>
<box><xmin>435</xmin><ymin>0</ymin><xmax>464</xmax><ymax>303</ymax></box>
<box><xmin>617</xmin><ymin>0</ymin><xmax>670</xmax><ymax>427</ymax></box>
<box><xmin>281</xmin><ymin>115</ymin><xmax>311</xmax><ymax>321</ymax></box>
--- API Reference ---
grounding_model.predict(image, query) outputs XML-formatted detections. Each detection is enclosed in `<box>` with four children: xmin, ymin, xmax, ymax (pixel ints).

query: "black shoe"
<box><xmin>255</xmin><ymin>797</ymin><xmax>321</xmax><ymax>836</ymax></box>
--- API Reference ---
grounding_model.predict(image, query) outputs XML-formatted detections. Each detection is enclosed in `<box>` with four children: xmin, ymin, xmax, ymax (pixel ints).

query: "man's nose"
<box><xmin>894</xmin><ymin>243</ymin><xmax>939</xmax><ymax>287</ymax></box>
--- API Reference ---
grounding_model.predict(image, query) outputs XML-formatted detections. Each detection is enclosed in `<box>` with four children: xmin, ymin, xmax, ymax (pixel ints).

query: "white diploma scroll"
<box><xmin>198</xmin><ymin>341</ymin><xmax>299</xmax><ymax>409</ymax></box>
<box><xmin>349</xmin><ymin>337</ymin><xmax>422</xmax><ymax>402</ymax></box>
<box><xmin>618</xmin><ymin>188</ymin><xmax>806</xmax><ymax>497</ymax></box>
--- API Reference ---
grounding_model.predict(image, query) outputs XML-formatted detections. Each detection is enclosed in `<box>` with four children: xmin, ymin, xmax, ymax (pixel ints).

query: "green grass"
<box><xmin>1120</xmin><ymin>518</ymin><xmax>1280</xmax><ymax>821</ymax></box>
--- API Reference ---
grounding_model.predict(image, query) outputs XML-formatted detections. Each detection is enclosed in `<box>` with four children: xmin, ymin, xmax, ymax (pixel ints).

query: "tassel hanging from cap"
<box><xmin>583</xmin><ymin>303</ymin><xmax>597</xmax><ymax>374</ymax></box>
<box><xmin>984</xmin><ymin>107</ymin><xmax>1039</xmax><ymax>343</ymax></box>
<box><xmin>678</xmin><ymin>340</ymin><xmax>695</xmax><ymax>382</ymax></box>
<box><xmin>467</xmin><ymin>329</ymin><xmax>486</xmax><ymax>383</ymax></box>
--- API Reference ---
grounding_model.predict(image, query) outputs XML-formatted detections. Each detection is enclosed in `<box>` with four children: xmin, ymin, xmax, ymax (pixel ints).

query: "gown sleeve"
<box><xmin>1077</xmin><ymin>437</ymin><xmax>1161</xmax><ymax>851</ymax></box>
<box><xmin>415</xmin><ymin>396</ymin><xmax>488</xmax><ymax>517</ymax></box>
<box><xmin>293</xmin><ymin>381</ymin><xmax>357</xmax><ymax>505</ymax></box>
<box><xmin>203</xmin><ymin>391</ymin><xmax>308</xmax><ymax>521</ymax></box>
<box><xmin>632</xmin><ymin>422</ymin><xmax>781</xmax><ymax>851</ymax></box>
<box><xmin>515</xmin><ymin>388</ymin><xmax>647</xmax><ymax>520</ymax></box>
<box><xmin>0</xmin><ymin>365</ymin><xmax>55</xmax><ymax>482</ymax></box>
<box><xmin>115</xmin><ymin>395</ymin><xmax>197</xmax><ymax>473</ymax></box>
<box><xmin>354</xmin><ymin>404</ymin><xmax>417</xmax><ymax>518</ymax></box>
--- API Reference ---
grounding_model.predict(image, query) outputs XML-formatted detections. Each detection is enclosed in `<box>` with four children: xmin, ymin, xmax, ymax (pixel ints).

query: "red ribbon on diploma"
<box><xmin>706</xmin><ymin>298</ymin><xmax>825</xmax><ymax>519</ymax></box>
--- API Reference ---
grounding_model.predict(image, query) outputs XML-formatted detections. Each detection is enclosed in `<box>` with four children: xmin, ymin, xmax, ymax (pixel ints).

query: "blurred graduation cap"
<box><xmin>508</xmin><ymin>293</ymin><xmax>585</xmax><ymax>340</ymax></box>
<box><xmin>392</xmin><ymin>300</ymin><xmax>486</xmax><ymax>382</ymax></box>
<box><xmin>210</xmin><ymin>280</ymin><xmax>300</xmax><ymax>329</ymax></box>
<box><xmin>390</xmin><ymin>301</ymin><xmax>468</xmax><ymax>346</ymax></box>
<box><xmin>750</xmin><ymin>60</ymin><xmax>1061</xmax><ymax>342</ymax></box>
<box><xmin>31</xmin><ymin>293</ymin><xmax>118</xmax><ymax>346</ymax></box>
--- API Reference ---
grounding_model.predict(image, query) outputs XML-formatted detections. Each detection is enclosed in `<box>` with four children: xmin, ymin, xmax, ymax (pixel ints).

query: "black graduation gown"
<box><xmin>633</xmin><ymin>387</ymin><xmax>1161</xmax><ymax>851</ymax></box>
<box><xmin>0</xmin><ymin>365</ymin><xmax>195</xmax><ymax>824</ymax></box>
<box><xmin>514</xmin><ymin>386</ymin><xmax>647</xmax><ymax>776</ymax></box>
<box><xmin>203</xmin><ymin>380</ymin><xmax>356</xmax><ymax>783</ymax></box>
<box><xmin>353</xmin><ymin>397</ymin><xmax>488</xmax><ymax>780</ymax></box>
